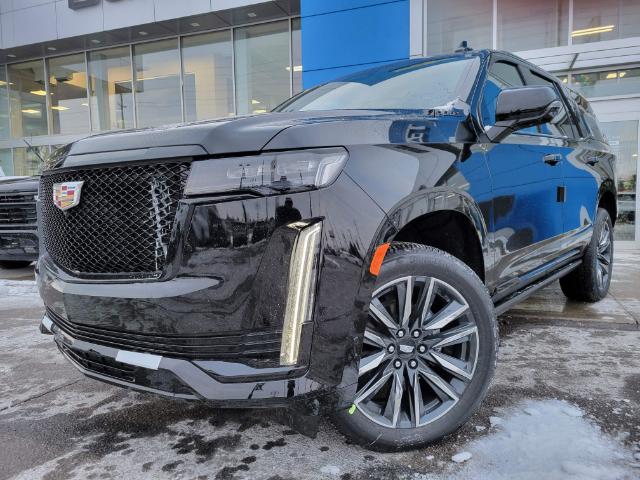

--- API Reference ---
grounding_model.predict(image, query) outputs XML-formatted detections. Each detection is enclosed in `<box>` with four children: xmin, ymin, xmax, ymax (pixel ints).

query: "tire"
<box><xmin>333</xmin><ymin>242</ymin><xmax>498</xmax><ymax>451</ymax></box>
<box><xmin>560</xmin><ymin>208</ymin><xmax>613</xmax><ymax>303</ymax></box>
<box><xmin>0</xmin><ymin>260</ymin><xmax>32</xmax><ymax>269</ymax></box>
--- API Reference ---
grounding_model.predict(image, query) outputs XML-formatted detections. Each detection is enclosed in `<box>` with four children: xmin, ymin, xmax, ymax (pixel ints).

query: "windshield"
<box><xmin>276</xmin><ymin>56</ymin><xmax>480</xmax><ymax>113</ymax></box>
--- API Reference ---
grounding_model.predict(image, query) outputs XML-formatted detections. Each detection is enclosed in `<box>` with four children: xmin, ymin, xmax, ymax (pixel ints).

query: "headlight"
<box><xmin>184</xmin><ymin>147</ymin><xmax>348</xmax><ymax>196</ymax></box>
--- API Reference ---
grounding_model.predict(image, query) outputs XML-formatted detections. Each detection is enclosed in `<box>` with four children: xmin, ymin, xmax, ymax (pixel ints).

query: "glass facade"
<box><xmin>426</xmin><ymin>0</ymin><xmax>493</xmax><ymax>55</ymax></box>
<box><xmin>600</xmin><ymin>121</ymin><xmax>638</xmax><ymax>241</ymax></box>
<box><xmin>182</xmin><ymin>31</ymin><xmax>233</xmax><ymax>121</ymax></box>
<box><xmin>426</xmin><ymin>0</ymin><xmax>640</xmax><ymax>54</ymax></box>
<box><xmin>88</xmin><ymin>47</ymin><xmax>134</xmax><ymax>131</ymax></box>
<box><xmin>8</xmin><ymin>60</ymin><xmax>48</xmax><ymax>138</ymax></box>
<box><xmin>234</xmin><ymin>20</ymin><xmax>291</xmax><ymax>115</ymax></box>
<box><xmin>497</xmin><ymin>0</ymin><xmax>569</xmax><ymax>51</ymax></box>
<box><xmin>48</xmin><ymin>54</ymin><xmax>89</xmax><ymax>135</ymax></box>
<box><xmin>0</xmin><ymin>17</ymin><xmax>300</xmax><ymax>176</ymax></box>
<box><xmin>572</xmin><ymin>0</ymin><xmax>640</xmax><ymax>44</ymax></box>
<box><xmin>133</xmin><ymin>39</ymin><xmax>182</xmax><ymax>128</ymax></box>
<box><xmin>571</xmin><ymin>68</ymin><xmax>640</xmax><ymax>98</ymax></box>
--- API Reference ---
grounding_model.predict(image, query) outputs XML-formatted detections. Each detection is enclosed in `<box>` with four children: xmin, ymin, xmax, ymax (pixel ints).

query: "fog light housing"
<box><xmin>280</xmin><ymin>220</ymin><xmax>322</xmax><ymax>366</ymax></box>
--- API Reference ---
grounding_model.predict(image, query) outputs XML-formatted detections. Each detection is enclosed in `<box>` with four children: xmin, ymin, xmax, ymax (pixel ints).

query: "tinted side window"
<box><xmin>570</xmin><ymin>90</ymin><xmax>606</xmax><ymax>142</ymax></box>
<box><xmin>480</xmin><ymin>61</ymin><xmax>524</xmax><ymax>127</ymax></box>
<box><xmin>526</xmin><ymin>71</ymin><xmax>577</xmax><ymax>138</ymax></box>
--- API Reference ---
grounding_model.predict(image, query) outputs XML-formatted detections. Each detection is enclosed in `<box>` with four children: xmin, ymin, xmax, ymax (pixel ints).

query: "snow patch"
<box><xmin>451</xmin><ymin>452</ymin><xmax>472</xmax><ymax>463</ymax></box>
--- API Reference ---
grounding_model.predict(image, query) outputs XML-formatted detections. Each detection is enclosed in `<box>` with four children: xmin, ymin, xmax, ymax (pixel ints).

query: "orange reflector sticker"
<box><xmin>369</xmin><ymin>243</ymin><xmax>390</xmax><ymax>276</ymax></box>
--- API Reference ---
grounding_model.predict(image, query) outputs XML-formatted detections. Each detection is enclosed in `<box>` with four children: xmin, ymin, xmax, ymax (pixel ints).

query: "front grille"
<box><xmin>48</xmin><ymin>309</ymin><xmax>282</xmax><ymax>361</ymax></box>
<box><xmin>40</xmin><ymin>162</ymin><xmax>190</xmax><ymax>275</ymax></box>
<box><xmin>0</xmin><ymin>191</ymin><xmax>37</xmax><ymax>229</ymax></box>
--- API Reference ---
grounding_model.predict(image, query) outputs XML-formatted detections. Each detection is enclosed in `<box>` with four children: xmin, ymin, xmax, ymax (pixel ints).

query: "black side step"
<box><xmin>494</xmin><ymin>260</ymin><xmax>581</xmax><ymax>316</ymax></box>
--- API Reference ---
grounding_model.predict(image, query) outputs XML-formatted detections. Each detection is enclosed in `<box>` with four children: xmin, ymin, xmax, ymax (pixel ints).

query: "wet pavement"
<box><xmin>1</xmin><ymin>249</ymin><xmax>639</xmax><ymax>480</ymax></box>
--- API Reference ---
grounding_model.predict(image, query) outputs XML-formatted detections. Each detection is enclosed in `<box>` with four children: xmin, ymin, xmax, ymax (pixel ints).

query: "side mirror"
<box><xmin>486</xmin><ymin>86</ymin><xmax>562</xmax><ymax>142</ymax></box>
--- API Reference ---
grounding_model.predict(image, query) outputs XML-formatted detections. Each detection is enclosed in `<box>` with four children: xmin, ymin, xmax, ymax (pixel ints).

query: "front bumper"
<box><xmin>40</xmin><ymin>313</ymin><xmax>325</xmax><ymax>405</ymax></box>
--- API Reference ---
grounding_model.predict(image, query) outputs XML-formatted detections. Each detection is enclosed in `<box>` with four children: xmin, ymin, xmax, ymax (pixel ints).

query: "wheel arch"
<box><xmin>384</xmin><ymin>190</ymin><xmax>490</xmax><ymax>282</ymax></box>
<box><xmin>597</xmin><ymin>180</ymin><xmax>617</xmax><ymax>226</ymax></box>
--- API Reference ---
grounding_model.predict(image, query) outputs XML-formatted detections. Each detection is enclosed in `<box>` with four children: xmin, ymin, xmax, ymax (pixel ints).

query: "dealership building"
<box><xmin>0</xmin><ymin>0</ymin><xmax>638</xmax><ymax>242</ymax></box>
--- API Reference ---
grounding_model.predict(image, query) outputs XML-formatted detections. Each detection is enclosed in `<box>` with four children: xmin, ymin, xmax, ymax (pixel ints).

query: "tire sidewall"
<box><xmin>334</xmin><ymin>244</ymin><xmax>497</xmax><ymax>451</ymax></box>
<box><xmin>589</xmin><ymin>209</ymin><xmax>614</xmax><ymax>299</ymax></box>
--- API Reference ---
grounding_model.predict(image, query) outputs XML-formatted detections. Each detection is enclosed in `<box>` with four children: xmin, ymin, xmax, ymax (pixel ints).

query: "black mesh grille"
<box><xmin>40</xmin><ymin>162</ymin><xmax>190</xmax><ymax>275</ymax></box>
<box><xmin>0</xmin><ymin>191</ymin><xmax>37</xmax><ymax>228</ymax></box>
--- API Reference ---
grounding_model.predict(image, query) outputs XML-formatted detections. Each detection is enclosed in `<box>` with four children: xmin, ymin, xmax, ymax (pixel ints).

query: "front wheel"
<box><xmin>333</xmin><ymin>243</ymin><xmax>497</xmax><ymax>451</ymax></box>
<box><xmin>560</xmin><ymin>208</ymin><xmax>613</xmax><ymax>302</ymax></box>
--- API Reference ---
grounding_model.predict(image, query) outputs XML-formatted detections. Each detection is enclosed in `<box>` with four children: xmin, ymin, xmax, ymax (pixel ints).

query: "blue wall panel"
<box><xmin>301</xmin><ymin>0</ymin><xmax>410</xmax><ymax>88</ymax></box>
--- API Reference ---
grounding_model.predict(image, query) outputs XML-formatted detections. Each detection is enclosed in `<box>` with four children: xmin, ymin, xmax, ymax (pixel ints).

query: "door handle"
<box><xmin>586</xmin><ymin>156</ymin><xmax>600</xmax><ymax>166</ymax></box>
<box><xmin>543</xmin><ymin>154</ymin><xmax>562</xmax><ymax>166</ymax></box>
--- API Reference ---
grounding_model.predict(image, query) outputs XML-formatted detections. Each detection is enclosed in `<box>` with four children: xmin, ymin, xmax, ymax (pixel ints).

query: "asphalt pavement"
<box><xmin>1</xmin><ymin>248</ymin><xmax>639</xmax><ymax>480</ymax></box>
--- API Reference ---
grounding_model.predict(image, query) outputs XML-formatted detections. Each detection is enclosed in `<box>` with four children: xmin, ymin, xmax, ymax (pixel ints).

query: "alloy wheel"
<box><xmin>356</xmin><ymin>276</ymin><xmax>479</xmax><ymax>428</ymax></box>
<box><xmin>596</xmin><ymin>222</ymin><xmax>613</xmax><ymax>289</ymax></box>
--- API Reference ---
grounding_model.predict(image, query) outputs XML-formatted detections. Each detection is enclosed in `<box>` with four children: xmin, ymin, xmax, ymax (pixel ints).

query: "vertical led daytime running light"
<box><xmin>280</xmin><ymin>221</ymin><xmax>322</xmax><ymax>366</ymax></box>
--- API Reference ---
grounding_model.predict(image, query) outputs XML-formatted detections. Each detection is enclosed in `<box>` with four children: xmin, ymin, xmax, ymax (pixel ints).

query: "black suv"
<box><xmin>0</xmin><ymin>176</ymin><xmax>39</xmax><ymax>268</ymax></box>
<box><xmin>38</xmin><ymin>49</ymin><xmax>616</xmax><ymax>451</ymax></box>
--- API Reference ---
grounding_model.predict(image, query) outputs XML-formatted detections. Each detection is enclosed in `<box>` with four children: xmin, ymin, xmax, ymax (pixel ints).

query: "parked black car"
<box><xmin>37</xmin><ymin>48</ymin><xmax>616</xmax><ymax>451</ymax></box>
<box><xmin>0</xmin><ymin>175</ymin><xmax>39</xmax><ymax>268</ymax></box>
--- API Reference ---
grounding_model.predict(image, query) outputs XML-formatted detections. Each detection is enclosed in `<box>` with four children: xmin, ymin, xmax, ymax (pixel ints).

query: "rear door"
<box><xmin>480</xmin><ymin>57</ymin><xmax>566</xmax><ymax>297</ymax></box>
<box><xmin>521</xmin><ymin>69</ymin><xmax>601</xmax><ymax>243</ymax></box>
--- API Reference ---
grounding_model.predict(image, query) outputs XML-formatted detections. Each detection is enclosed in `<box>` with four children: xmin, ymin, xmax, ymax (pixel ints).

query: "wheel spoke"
<box><xmin>354</xmin><ymin>370</ymin><xmax>392</xmax><ymax>404</ymax></box>
<box><xmin>429</xmin><ymin>350</ymin><xmax>473</xmax><ymax>380</ymax></box>
<box><xmin>409</xmin><ymin>369</ymin><xmax>423</xmax><ymax>427</ymax></box>
<box><xmin>598</xmin><ymin>253</ymin><xmax>610</xmax><ymax>266</ymax></box>
<box><xmin>423</xmin><ymin>300</ymin><xmax>468</xmax><ymax>330</ymax></box>
<box><xmin>418</xmin><ymin>362</ymin><xmax>459</xmax><ymax>402</ymax></box>
<box><xmin>358</xmin><ymin>350</ymin><xmax>387</xmax><ymax>376</ymax></box>
<box><xmin>369</xmin><ymin>298</ymin><xmax>398</xmax><ymax>332</ymax></box>
<box><xmin>363</xmin><ymin>328</ymin><xmax>387</xmax><ymax>349</ymax></box>
<box><xmin>419</xmin><ymin>277</ymin><xmax>436</xmax><ymax>325</ymax></box>
<box><xmin>398</xmin><ymin>276</ymin><xmax>413</xmax><ymax>329</ymax></box>
<box><xmin>383</xmin><ymin>370</ymin><xmax>404</xmax><ymax>427</ymax></box>
<box><xmin>431</xmin><ymin>324</ymin><xmax>478</xmax><ymax>349</ymax></box>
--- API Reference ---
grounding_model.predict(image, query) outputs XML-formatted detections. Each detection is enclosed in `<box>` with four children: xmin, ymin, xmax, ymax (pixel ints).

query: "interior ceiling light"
<box><xmin>190</xmin><ymin>22</ymin><xmax>200</xmax><ymax>27</ymax></box>
<box><xmin>253</xmin><ymin>109</ymin><xmax>267</xmax><ymax>114</ymax></box>
<box><xmin>21</xmin><ymin>109</ymin><xmax>40</xmax><ymax>114</ymax></box>
<box><xmin>247</xmin><ymin>12</ymin><xmax>257</xmax><ymax>17</ymax></box>
<box><xmin>571</xmin><ymin>25</ymin><xmax>614</xmax><ymax>37</ymax></box>
<box><xmin>47</xmin><ymin>47</ymin><xmax>57</xmax><ymax>51</ymax></box>
<box><xmin>30</xmin><ymin>90</ymin><xmax>47</xmax><ymax>96</ymax></box>
<box><xmin>605</xmin><ymin>72</ymin><xmax>617</xmax><ymax>79</ymax></box>
<box><xmin>81</xmin><ymin>103</ymin><xmax>89</xmax><ymax>107</ymax></box>
<box><xmin>51</xmin><ymin>105</ymin><xmax>69</xmax><ymax>111</ymax></box>
<box><xmin>91</xmin><ymin>39</ymin><xmax>101</xmax><ymax>44</ymax></box>
<box><xmin>619</xmin><ymin>71</ymin><xmax>626</xmax><ymax>78</ymax></box>
<box><xmin>7</xmin><ymin>54</ymin><xmax>16</xmax><ymax>58</ymax></box>
<box><xmin>251</xmin><ymin>99</ymin><xmax>260</xmax><ymax>104</ymax></box>
<box><xmin>138</xmin><ymin>31</ymin><xmax>148</xmax><ymax>36</ymax></box>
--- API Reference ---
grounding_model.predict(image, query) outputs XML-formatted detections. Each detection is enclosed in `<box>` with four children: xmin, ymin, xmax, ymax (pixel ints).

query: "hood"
<box><xmin>0</xmin><ymin>175</ymin><xmax>39</xmax><ymax>193</ymax></box>
<box><xmin>55</xmin><ymin>110</ymin><xmax>467</xmax><ymax>169</ymax></box>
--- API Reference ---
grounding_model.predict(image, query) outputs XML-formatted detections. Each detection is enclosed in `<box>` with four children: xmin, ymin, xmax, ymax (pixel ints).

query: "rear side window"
<box><xmin>526</xmin><ymin>71</ymin><xmax>577</xmax><ymax>138</ymax></box>
<box><xmin>569</xmin><ymin>90</ymin><xmax>606</xmax><ymax>142</ymax></box>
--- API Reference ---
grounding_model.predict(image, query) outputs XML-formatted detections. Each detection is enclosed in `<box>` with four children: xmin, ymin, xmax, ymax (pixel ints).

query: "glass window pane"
<box><xmin>13</xmin><ymin>146</ymin><xmax>47</xmax><ymax>176</ymax></box>
<box><xmin>600</xmin><ymin>120</ymin><xmax>638</xmax><ymax>241</ymax></box>
<box><xmin>48</xmin><ymin>54</ymin><xmax>89</xmax><ymax>135</ymax></box>
<box><xmin>235</xmin><ymin>20</ymin><xmax>291</xmax><ymax>115</ymax></box>
<box><xmin>8</xmin><ymin>60</ymin><xmax>48</xmax><ymax>137</ymax></box>
<box><xmin>89</xmin><ymin>47</ymin><xmax>134</xmax><ymax>131</ymax></box>
<box><xmin>497</xmin><ymin>0</ymin><xmax>568</xmax><ymax>51</ymax></box>
<box><xmin>133</xmin><ymin>39</ymin><xmax>182</xmax><ymax>128</ymax></box>
<box><xmin>572</xmin><ymin>0</ymin><xmax>640</xmax><ymax>44</ymax></box>
<box><xmin>182</xmin><ymin>31</ymin><xmax>233</xmax><ymax>121</ymax></box>
<box><xmin>0</xmin><ymin>66</ymin><xmax>9</xmax><ymax>140</ymax></box>
<box><xmin>426</xmin><ymin>0</ymin><xmax>493</xmax><ymax>55</ymax></box>
<box><xmin>0</xmin><ymin>149</ymin><xmax>12</xmax><ymax>176</ymax></box>
<box><xmin>292</xmin><ymin>18</ymin><xmax>302</xmax><ymax>95</ymax></box>
<box><xmin>572</xmin><ymin>68</ymin><xmax>640</xmax><ymax>98</ymax></box>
